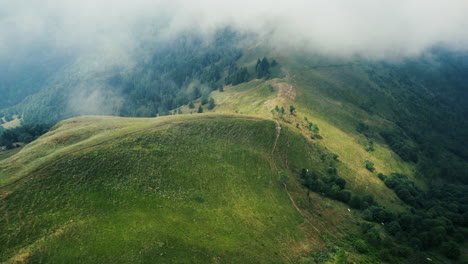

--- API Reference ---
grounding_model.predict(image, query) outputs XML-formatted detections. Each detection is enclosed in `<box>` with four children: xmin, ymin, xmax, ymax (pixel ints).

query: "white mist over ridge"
<box><xmin>1</xmin><ymin>0</ymin><xmax>468</xmax><ymax>59</ymax></box>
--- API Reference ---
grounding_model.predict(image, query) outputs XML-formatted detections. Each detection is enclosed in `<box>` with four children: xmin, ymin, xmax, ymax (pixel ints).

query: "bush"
<box><xmin>353</xmin><ymin>239</ymin><xmax>369</xmax><ymax>253</ymax></box>
<box><xmin>336</xmin><ymin>190</ymin><xmax>351</xmax><ymax>203</ymax></box>
<box><xmin>207</xmin><ymin>98</ymin><xmax>216</xmax><ymax>110</ymax></box>
<box><xmin>365</xmin><ymin>160</ymin><xmax>375</xmax><ymax>172</ymax></box>
<box><xmin>349</xmin><ymin>196</ymin><xmax>366</xmax><ymax>209</ymax></box>
<box><xmin>385</xmin><ymin>221</ymin><xmax>402</xmax><ymax>235</ymax></box>
<box><xmin>334</xmin><ymin>177</ymin><xmax>345</xmax><ymax>189</ymax></box>
<box><xmin>377</xmin><ymin>173</ymin><xmax>387</xmax><ymax>181</ymax></box>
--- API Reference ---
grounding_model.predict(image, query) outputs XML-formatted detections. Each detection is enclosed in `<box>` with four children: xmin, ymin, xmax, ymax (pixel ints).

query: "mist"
<box><xmin>2</xmin><ymin>0</ymin><xmax>468</xmax><ymax>60</ymax></box>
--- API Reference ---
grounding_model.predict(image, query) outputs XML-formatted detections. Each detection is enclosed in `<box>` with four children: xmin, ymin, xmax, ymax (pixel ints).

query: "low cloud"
<box><xmin>68</xmin><ymin>82</ymin><xmax>123</xmax><ymax>116</ymax></box>
<box><xmin>1</xmin><ymin>0</ymin><xmax>468</xmax><ymax>59</ymax></box>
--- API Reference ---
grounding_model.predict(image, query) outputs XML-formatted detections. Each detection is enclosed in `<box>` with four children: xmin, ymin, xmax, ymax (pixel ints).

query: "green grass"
<box><xmin>2</xmin><ymin>50</ymin><xmax>454</xmax><ymax>263</ymax></box>
<box><xmin>0</xmin><ymin>147</ymin><xmax>22</xmax><ymax>162</ymax></box>
<box><xmin>210</xmin><ymin>56</ymin><xmax>413</xmax><ymax>209</ymax></box>
<box><xmin>1</xmin><ymin>115</ymin><xmax>353</xmax><ymax>263</ymax></box>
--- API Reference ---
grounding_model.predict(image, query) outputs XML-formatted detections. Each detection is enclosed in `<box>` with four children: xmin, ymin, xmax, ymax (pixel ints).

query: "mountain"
<box><xmin>0</xmin><ymin>30</ymin><xmax>467</xmax><ymax>263</ymax></box>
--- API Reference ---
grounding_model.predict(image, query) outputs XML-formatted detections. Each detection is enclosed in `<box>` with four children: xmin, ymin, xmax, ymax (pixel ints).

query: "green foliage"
<box><xmin>334</xmin><ymin>249</ymin><xmax>348</xmax><ymax>264</ymax></box>
<box><xmin>2</xmin><ymin>29</ymin><xmax>245</xmax><ymax>123</ymax></box>
<box><xmin>380</xmin><ymin>131</ymin><xmax>418</xmax><ymax>163</ymax></box>
<box><xmin>207</xmin><ymin>98</ymin><xmax>216</xmax><ymax>110</ymax></box>
<box><xmin>365</xmin><ymin>139</ymin><xmax>374</xmax><ymax>152</ymax></box>
<box><xmin>0</xmin><ymin>123</ymin><xmax>50</xmax><ymax>146</ymax></box>
<box><xmin>188</xmin><ymin>101</ymin><xmax>195</xmax><ymax>109</ymax></box>
<box><xmin>197</xmin><ymin>105</ymin><xmax>204</xmax><ymax>113</ymax></box>
<box><xmin>365</xmin><ymin>160</ymin><xmax>375</xmax><ymax>172</ymax></box>
<box><xmin>271</xmin><ymin>59</ymin><xmax>278</xmax><ymax>67</ymax></box>
<box><xmin>440</xmin><ymin>241</ymin><xmax>460</xmax><ymax>259</ymax></box>
<box><xmin>382</xmin><ymin>173</ymin><xmax>422</xmax><ymax>207</ymax></box>
<box><xmin>289</xmin><ymin>105</ymin><xmax>296</xmax><ymax>115</ymax></box>
<box><xmin>225</xmin><ymin>66</ymin><xmax>250</xmax><ymax>85</ymax></box>
<box><xmin>353</xmin><ymin>239</ymin><xmax>369</xmax><ymax>253</ymax></box>
<box><xmin>255</xmin><ymin>57</ymin><xmax>271</xmax><ymax>79</ymax></box>
<box><xmin>356</xmin><ymin>122</ymin><xmax>369</xmax><ymax>134</ymax></box>
<box><xmin>334</xmin><ymin>177</ymin><xmax>346</xmax><ymax>189</ymax></box>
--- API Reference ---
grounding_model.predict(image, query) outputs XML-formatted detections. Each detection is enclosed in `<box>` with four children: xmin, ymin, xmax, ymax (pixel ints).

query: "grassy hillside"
<box><xmin>0</xmin><ymin>32</ymin><xmax>466</xmax><ymax>263</ymax></box>
<box><xmin>0</xmin><ymin>114</ymin><xmax>367</xmax><ymax>263</ymax></box>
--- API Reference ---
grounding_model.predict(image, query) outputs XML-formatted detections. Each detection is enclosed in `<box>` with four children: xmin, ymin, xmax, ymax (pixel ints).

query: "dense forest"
<box><xmin>0</xmin><ymin>29</ymin><xmax>281</xmax><ymax>124</ymax></box>
<box><xmin>300</xmin><ymin>159</ymin><xmax>468</xmax><ymax>261</ymax></box>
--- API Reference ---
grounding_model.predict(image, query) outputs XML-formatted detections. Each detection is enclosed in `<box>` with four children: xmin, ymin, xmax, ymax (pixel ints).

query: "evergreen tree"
<box><xmin>197</xmin><ymin>105</ymin><xmax>204</xmax><ymax>113</ymax></box>
<box><xmin>256</xmin><ymin>57</ymin><xmax>271</xmax><ymax>79</ymax></box>
<box><xmin>207</xmin><ymin>98</ymin><xmax>216</xmax><ymax>110</ymax></box>
<box><xmin>189</xmin><ymin>101</ymin><xmax>195</xmax><ymax>109</ymax></box>
<box><xmin>289</xmin><ymin>105</ymin><xmax>296</xmax><ymax>115</ymax></box>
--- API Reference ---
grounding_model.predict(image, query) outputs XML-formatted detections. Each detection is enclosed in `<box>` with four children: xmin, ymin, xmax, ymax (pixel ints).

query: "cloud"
<box><xmin>67</xmin><ymin>82</ymin><xmax>123</xmax><ymax>116</ymax></box>
<box><xmin>1</xmin><ymin>0</ymin><xmax>468</xmax><ymax>59</ymax></box>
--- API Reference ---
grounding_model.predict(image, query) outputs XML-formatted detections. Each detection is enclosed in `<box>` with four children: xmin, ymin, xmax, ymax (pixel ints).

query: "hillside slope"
<box><xmin>0</xmin><ymin>114</ymin><xmax>365</xmax><ymax>263</ymax></box>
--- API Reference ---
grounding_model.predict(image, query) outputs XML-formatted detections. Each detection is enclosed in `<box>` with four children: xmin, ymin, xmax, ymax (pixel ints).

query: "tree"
<box><xmin>336</xmin><ymin>190</ymin><xmax>351</xmax><ymax>203</ymax></box>
<box><xmin>189</xmin><ymin>101</ymin><xmax>195</xmax><ymax>109</ymax></box>
<box><xmin>256</xmin><ymin>57</ymin><xmax>271</xmax><ymax>79</ymax></box>
<box><xmin>289</xmin><ymin>105</ymin><xmax>296</xmax><ymax>115</ymax></box>
<box><xmin>385</xmin><ymin>221</ymin><xmax>402</xmax><ymax>235</ymax></box>
<box><xmin>274</xmin><ymin>105</ymin><xmax>280</xmax><ymax>112</ymax></box>
<box><xmin>365</xmin><ymin>160</ymin><xmax>375</xmax><ymax>172</ymax></box>
<box><xmin>271</xmin><ymin>59</ymin><xmax>278</xmax><ymax>67</ymax></box>
<box><xmin>280</xmin><ymin>107</ymin><xmax>285</xmax><ymax>114</ymax></box>
<box><xmin>6</xmin><ymin>142</ymin><xmax>14</xmax><ymax>150</ymax></box>
<box><xmin>207</xmin><ymin>98</ymin><xmax>216</xmax><ymax>110</ymax></box>
<box><xmin>349</xmin><ymin>196</ymin><xmax>363</xmax><ymax>209</ymax></box>
<box><xmin>335</xmin><ymin>177</ymin><xmax>346</xmax><ymax>189</ymax></box>
<box><xmin>197</xmin><ymin>105</ymin><xmax>204</xmax><ymax>113</ymax></box>
<box><xmin>201</xmin><ymin>97</ymin><xmax>208</xmax><ymax>105</ymax></box>
<box><xmin>192</xmin><ymin>86</ymin><xmax>201</xmax><ymax>100</ymax></box>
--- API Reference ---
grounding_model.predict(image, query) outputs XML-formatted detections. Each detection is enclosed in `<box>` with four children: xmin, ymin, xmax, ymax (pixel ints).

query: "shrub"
<box><xmin>365</xmin><ymin>160</ymin><xmax>375</xmax><ymax>172</ymax></box>
<box><xmin>335</xmin><ymin>177</ymin><xmax>346</xmax><ymax>189</ymax></box>
<box><xmin>353</xmin><ymin>239</ymin><xmax>369</xmax><ymax>253</ymax></box>
<box><xmin>207</xmin><ymin>98</ymin><xmax>216</xmax><ymax>110</ymax></box>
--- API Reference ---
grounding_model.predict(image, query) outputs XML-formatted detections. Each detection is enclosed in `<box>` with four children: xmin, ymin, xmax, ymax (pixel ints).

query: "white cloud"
<box><xmin>1</xmin><ymin>0</ymin><xmax>467</xmax><ymax>59</ymax></box>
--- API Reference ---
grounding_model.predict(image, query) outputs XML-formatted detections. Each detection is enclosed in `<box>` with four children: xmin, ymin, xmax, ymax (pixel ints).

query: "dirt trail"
<box><xmin>271</xmin><ymin>121</ymin><xmax>281</xmax><ymax>155</ymax></box>
<box><xmin>277</xmin><ymin>83</ymin><xmax>296</xmax><ymax>101</ymax></box>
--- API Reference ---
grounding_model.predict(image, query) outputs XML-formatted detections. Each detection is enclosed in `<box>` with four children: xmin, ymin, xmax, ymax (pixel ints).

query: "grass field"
<box><xmin>0</xmin><ymin>114</ymin><xmax>369</xmax><ymax>263</ymax></box>
<box><xmin>209</xmin><ymin>59</ymin><xmax>414</xmax><ymax>210</ymax></box>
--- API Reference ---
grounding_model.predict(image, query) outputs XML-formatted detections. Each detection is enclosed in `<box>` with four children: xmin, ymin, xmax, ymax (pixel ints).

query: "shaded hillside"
<box><xmin>1</xmin><ymin>115</ymin><xmax>356</xmax><ymax>263</ymax></box>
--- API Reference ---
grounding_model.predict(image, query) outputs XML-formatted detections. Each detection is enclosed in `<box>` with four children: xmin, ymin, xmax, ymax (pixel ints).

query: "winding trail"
<box><xmin>271</xmin><ymin>121</ymin><xmax>281</xmax><ymax>155</ymax></box>
<box><xmin>269</xmin><ymin>120</ymin><xmax>321</xmax><ymax>234</ymax></box>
